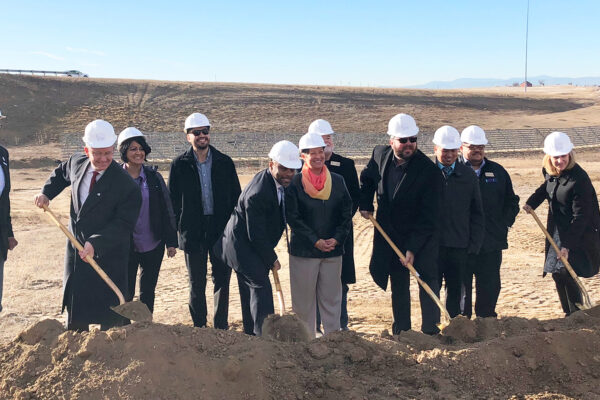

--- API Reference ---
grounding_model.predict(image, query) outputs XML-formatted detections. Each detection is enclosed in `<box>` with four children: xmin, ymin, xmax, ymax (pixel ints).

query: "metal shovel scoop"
<box><xmin>42</xmin><ymin>205</ymin><xmax>153</xmax><ymax>322</ymax></box>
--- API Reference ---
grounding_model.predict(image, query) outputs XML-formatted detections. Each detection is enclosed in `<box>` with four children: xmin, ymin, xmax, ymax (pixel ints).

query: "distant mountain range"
<box><xmin>405</xmin><ymin>75</ymin><xmax>600</xmax><ymax>89</ymax></box>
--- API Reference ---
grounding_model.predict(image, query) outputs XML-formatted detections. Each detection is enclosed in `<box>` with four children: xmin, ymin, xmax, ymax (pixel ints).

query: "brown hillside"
<box><xmin>1</xmin><ymin>74</ymin><xmax>599</xmax><ymax>145</ymax></box>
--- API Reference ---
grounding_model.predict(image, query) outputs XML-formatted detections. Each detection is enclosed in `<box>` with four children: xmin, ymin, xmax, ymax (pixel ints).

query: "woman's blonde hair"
<box><xmin>543</xmin><ymin>151</ymin><xmax>576</xmax><ymax>176</ymax></box>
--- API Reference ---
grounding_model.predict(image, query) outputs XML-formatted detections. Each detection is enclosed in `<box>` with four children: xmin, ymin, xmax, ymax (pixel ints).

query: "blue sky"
<box><xmin>1</xmin><ymin>0</ymin><xmax>598</xmax><ymax>86</ymax></box>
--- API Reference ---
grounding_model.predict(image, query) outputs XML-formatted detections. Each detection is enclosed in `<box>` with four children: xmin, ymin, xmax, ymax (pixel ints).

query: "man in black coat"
<box><xmin>359</xmin><ymin>114</ymin><xmax>443</xmax><ymax>335</ymax></box>
<box><xmin>168</xmin><ymin>113</ymin><xmax>241</xmax><ymax>329</ymax></box>
<box><xmin>459</xmin><ymin>125</ymin><xmax>520</xmax><ymax>318</ymax></box>
<box><xmin>34</xmin><ymin>120</ymin><xmax>141</xmax><ymax>330</ymax></box>
<box><xmin>214</xmin><ymin>141</ymin><xmax>301</xmax><ymax>336</ymax></box>
<box><xmin>309</xmin><ymin>119</ymin><xmax>360</xmax><ymax>332</ymax></box>
<box><xmin>0</xmin><ymin>144</ymin><xmax>18</xmax><ymax>313</ymax></box>
<box><xmin>432</xmin><ymin>126</ymin><xmax>484</xmax><ymax>318</ymax></box>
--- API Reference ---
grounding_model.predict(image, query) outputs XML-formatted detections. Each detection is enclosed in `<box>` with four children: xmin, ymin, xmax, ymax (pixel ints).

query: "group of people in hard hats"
<box><xmin>11</xmin><ymin>110</ymin><xmax>597</xmax><ymax>336</ymax></box>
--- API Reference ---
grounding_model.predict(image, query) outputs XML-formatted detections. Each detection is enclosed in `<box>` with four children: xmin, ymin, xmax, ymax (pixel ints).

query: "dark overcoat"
<box><xmin>168</xmin><ymin>146</ymin><xmax>241</xmax><ymax>251</ymax></box>
<box><xmin>326</xmin><ymin>152</ymin><xmax>360</xmax><ymax>284</ymax></box>
<box><xmin>0</xmin><ymin>146</ymin><xmax>14</xmax><ymax>261</ymax></box>
<box><xmin>41</xmin><ymin>154</ymin><xmax>141</xmax><ymax>324</ymax></box>
<box><xmin>214</xmin><ymin>169</ymin><xmax>284</xmax><ymax>284</ymax></box>
<box><xmin>526</xmin><ymin>163</ymin><xmax>600</xmax><ymax>278</ymax></box>
<box><xmin>359</xmin><ymin>147</ymin><xmax>443</xmax><ymax>290</ymax></box>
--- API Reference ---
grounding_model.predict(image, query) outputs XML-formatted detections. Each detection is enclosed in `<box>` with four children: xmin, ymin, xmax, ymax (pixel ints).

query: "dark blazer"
<box><xmin>142</xmin><ymin>165</ymin><xmax>178</xmax><ymax>249</ymax></box>
<box><xmin>359</xmin><ymin>147</ymin><xmax>443</xmax><ymax>290</ymax></box>
<box><xmin>326</xmin><ymin>152</ymin><xmax>360</xmax><ymax>284</ymax></box>
<box><xmin>437</xmin><ymin>161</ymin><xmax>485</xmax><ymax>253</ymax></box>
<box><xmin>0</xmin><ymin>146</ymin><xmax>14</xmax><ymax>261</ymax></box>
<box><xmin>459</xmin><ymin>157</ymin><xmax>520</xmax><ymax>252</ymax></box>
<box><xmin>526</xmin><ymin>163</ymin><xmax>600</xmax><ymax>278</ymax></box>
<box><xmin>286</xmin><ymin>171</ymin><xmax>352</xmax><ymax>259</ymax></box>
<box><xmin>214</xmin><ymin>169</ymin><xmax>284</xmax><ymax>282</ymax></box>
<box><xmin>168</xmin><ymin>146</ymin><xmax>241</xmax><ymax>252</ymax></box>
<box><xmin>41</xmin><ymin>154</ymin><xmax>141</xmax><ymax>324</ymax></box>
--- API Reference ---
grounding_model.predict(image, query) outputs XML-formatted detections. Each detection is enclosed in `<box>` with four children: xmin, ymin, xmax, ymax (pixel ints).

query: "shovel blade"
<box><xmin>111</xmin><ymin>301</ymin><xmax>153</xmax><ymax>322</ymax></box>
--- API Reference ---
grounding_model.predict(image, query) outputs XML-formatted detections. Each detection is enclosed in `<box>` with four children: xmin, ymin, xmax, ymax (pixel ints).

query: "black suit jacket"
<box><xmin>0</xmin><ymin>146</ymin><xmax>14</xmax><ymax>261</ymax></box>
<box><xmin>168</xmin><ymin>146</ymin><xmax>241</xmax><ymax>252</ymax></box>
<box><xmin>214</xmin><ymin>169</ymin><xmax>284</xmax><ymax>283</ymax></box>
<box><xmin>360</xmin><ymin>147</ymin><xmax>443</xmax><ymax>290</ymax></box>
<box><xmin>42</xmin><ymin>154</ymin><xmax>141</xmax><ymax>324</ymax></box>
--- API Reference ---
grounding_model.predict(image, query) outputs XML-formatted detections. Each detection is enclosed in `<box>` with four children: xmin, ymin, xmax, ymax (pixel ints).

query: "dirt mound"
<box><xmin>2</xmin><ymin>309</ymin><xmax>600</xmax><ymax>399</ymax></box>
<box><xmin>262</xmin><ymin>313</ymin><xmax>312</xmax><ymax>342</ymax></box>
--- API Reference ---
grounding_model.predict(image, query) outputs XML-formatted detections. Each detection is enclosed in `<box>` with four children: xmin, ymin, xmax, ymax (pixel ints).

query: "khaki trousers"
<box><xmin>289</xmin><ymin>255</ymin><xmax>342</xmax><ymax>338</ymax></box>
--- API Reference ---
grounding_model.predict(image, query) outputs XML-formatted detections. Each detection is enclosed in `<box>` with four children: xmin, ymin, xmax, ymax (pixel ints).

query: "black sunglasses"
<box><xmin>190</xmin><ymin>128</ymin><xmax>210</xmax><ymax>136</ymax></box>
<box><xmin>398</xmin><ymin>137</ymin><xmax>417</xmax><ymax>144</ymax></box>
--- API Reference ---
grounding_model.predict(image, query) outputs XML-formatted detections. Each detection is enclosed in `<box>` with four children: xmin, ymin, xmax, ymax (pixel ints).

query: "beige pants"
<box><xmin>289</xmin><ymin>255</ymin><xmax>342</xmax><ymax>338</ymax></box>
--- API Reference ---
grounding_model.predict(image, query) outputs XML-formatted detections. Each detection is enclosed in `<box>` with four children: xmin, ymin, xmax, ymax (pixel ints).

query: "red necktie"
<box><xmin>89</xmin><ymin>171</ymin><xmax>99</xmax><ymax>193</ymax></box>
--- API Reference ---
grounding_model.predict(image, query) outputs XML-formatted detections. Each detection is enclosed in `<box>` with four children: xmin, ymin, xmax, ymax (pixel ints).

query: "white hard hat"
<box><xmin>387</xmin><ymin>113</ymin><xmax>419</xmax><ymax>138</ymax></box>
<box><xmin>461</xmin><ymin>125</ymin><xmax>488</xmax><ymax>145</ymax></box>
<box><xmin>268</xmin><ymin>140</ymin><xmax>302</xmax><ymax>169</ymax></box>
<box><xmin>543</xmin><ymin>131</ymin><xmax>573</xmax><ymax>156</ymax></box>
<box><xmin>308</xmin><ymin>119</ymin><xmax>334</xmax><ymax>135</ymax></box>
<box><xmin>118</xmin><ymin>127</ymin><xmax>145</xmax><ymax>147</ymax></box>
<box><xmin>432</xmin><ymin>125</ymin><xmax>461</xmax><ymax>150</ymax></box>
<box><xmin>298</xmin><ymin>132</ymin><xmax>326</xmax><ymax>151</ymax></box>
<box><xmin>82</xmin><ymin>119</ymin><xmax>117</xmax><ymax>148</ymax></box>
<box><xmin>184</xmin><ymin>113</ymin><xmax>211</xmax><ymax>132</ymax></box>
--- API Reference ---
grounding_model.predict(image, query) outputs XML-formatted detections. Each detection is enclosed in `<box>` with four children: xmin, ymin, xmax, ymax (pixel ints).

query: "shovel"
<box><xmin>272</xmin><ymin>268</ymin><xmax>286</xmax><ymax>316</ymax></box>
<box><xmin>42</xmin><ymin>205</ymin><xmax>153</xmax><ymax>322</ymax></box>
<box><xmin>528</xmin><ymin>208</ymin><xmax>594</xmax><ymax>309</ymax></box>
<box><xmin>368</xmin><ymin>215</ymin><xmax>451</xmax><ymax>328</ymax></box>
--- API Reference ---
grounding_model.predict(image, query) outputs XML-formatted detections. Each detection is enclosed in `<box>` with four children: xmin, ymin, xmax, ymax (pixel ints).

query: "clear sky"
<box><xmin>1</xmin><ymin>0</ymin><xmax>598</xmax><ymax>87</ymax></box>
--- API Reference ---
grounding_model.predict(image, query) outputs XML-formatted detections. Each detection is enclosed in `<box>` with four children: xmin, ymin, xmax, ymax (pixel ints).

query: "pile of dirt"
<box><xmin>3</xmin><ymin>308</ymin><xmax>600</xmax><ymax>399</ymax></box>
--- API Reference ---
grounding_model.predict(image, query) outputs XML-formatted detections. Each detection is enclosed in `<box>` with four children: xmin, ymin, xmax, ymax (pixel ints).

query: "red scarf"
<box><xmin>302</xmin><ymin>162</ymin><xmax>327</xmax><ymax>190</ymax></box>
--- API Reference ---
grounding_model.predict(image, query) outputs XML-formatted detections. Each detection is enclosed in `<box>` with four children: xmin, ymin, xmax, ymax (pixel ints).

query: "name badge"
<box><xmin>485</xmin><ymin>172</ymin><xmax>495</xmax><ymax>177</ymax></box>
<box><xmin>330</xmin><ymin>161</ymin><xmax>341</xmax><ymax>167</ymax></box>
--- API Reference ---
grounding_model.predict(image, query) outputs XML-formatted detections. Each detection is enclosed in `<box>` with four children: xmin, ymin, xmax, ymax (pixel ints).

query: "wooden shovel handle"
<box><xmin>272</xmin><ymin>268</ymin><xmax>286</xmax><ymax>316</ymax></box>
<box><xmin>528</xmin><ymin>208</ymin><xmax>593</xmax><ymax>308</ymax></box>
<box><xmin>42</xmin><ymin>205</ymin><xmax>126</xmax><ymax>305</ymax></box>
<box><xmin>368</xmin><ymin>215</ymin><xmax>451</xmax><ymax>323</ymax></box>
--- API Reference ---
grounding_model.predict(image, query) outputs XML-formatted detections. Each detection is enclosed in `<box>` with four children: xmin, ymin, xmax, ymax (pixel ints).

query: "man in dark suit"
<box><xmin>168</xmin><ymin>113</ymin><xmax>241</xmax><ymax>329</ymax></box>
<box><xmin>0</xmin><ymin>143</ymin><xmax>18</xmax><ymax>313</ymax></box>
<box><xmin>214</xmin><ymin>141</ymin><xmax>301</xmax><ymax>336</ymax></box>
<box><xmin>308</xmin><ymin>119</ymin><xmax>360</xmax><ymax>332</ymax></box>
<box><xmin>34</xmin><ymin>119</ymin><xmax>141</xmax><ymax>330</ymax></box>
<box><xmin>359</xmin><ymin>113</ymin><xmax>443</xmax><ymax>335</ymax></box>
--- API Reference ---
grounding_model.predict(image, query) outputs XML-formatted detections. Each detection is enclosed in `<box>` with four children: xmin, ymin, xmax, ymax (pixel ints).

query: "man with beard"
<box><xmin>459</xmin><ymin>125</ymin><xmax>519</xmax><ymax>318</ymax></box>
<box><xmin>169</xmin><ymin>113</ymin><xmax>241</xmax><ymax>329</ymax></box>
<box><xmin>214</xmin><ymin>141</ymin><xmax>301</xmax><ymax>336</ymax></box>
<box><xmin>308</xmin><ymin>119</ymin><xmax>360</xmax><ymax>333</ymax></box>
<box><xmin>432</xmin><ymin>126</ymin><xmax>484</xmax><ymax>318</ymax></box>
<box><xmin>359</xmin><ymin>114</ymin><xmax>443</xmax><ymax>335</ymax></box>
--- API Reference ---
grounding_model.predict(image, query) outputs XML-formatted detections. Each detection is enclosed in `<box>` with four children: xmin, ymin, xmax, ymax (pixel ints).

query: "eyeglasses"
<box><xmin>398</xmin><ymin>137</ymin><xmax>417</xmax><ymax>144</ymax></box>
<box><xmin>190</xmin><ymin>128</ymin><xmax>210</xmax><ymax>136</ymax></box>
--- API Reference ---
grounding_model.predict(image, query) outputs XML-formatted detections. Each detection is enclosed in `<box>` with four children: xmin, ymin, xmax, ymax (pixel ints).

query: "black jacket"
<box><xmin>437</xmin><ymin>160</ymin><xmax>485</xmax><ymax>253</ymax></box>
<box><xmin>326</xmin><ymin>152</ymin><xmax>360</xmax><ymax>284</ymax></box>
<box><xmin>168</xmin><ymin>146</ymin><xmax>241</xmax><ymax>252</ymax></box>
<box><xmin>214</xmin><ymin>169</ymin><xmax>284</xmax><ymax>282</ymax></box>
<box><xmin>459</xmin><ymin>157</ymin><xmax>520</xmax><ymax>252</ymax></box>
<box><xmin>526</xmin><ymin>163</ymin><xmax>600</xmax><ymax>278</ymax></box>
<box><xmin>0</xmin><ymin>146</ymin><xmax>14</xmax><ymax>261</ymax></box>
<box><xmin>359</xmin><ymin>147</ymin><xmax>442</xmax><ymax>290</ymax></box>
<box><xmin>41</xmin><ymin>154</ymin><xmax>141</xmax><ymax>324</ymax></box>
<box><xmin>286</xmin><ymin>171</ymin><xmax>352</xmax><ymax>259</ymax></box>
<box><xmin>141</xmin><ymin>165</ymin><xmax>178</xmax><ymax>249</ymax></box>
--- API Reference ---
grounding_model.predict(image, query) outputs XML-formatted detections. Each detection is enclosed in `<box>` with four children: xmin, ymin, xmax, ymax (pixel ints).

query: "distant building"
<box><xmin>520</xmin><ymin>81</ymin><xmax>533</xmax><ymax>87</ymax></box>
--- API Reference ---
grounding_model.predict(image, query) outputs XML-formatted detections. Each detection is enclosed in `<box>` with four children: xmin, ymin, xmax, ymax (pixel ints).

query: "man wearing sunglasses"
<box><xmin>459</xmin><ymin>126</ymin><xmax>519</xmax><ymax>319</ymax></box>
<box><xmin>168</xmin><ymin>113</ymin><xmax>241</xmax><ymax>329</ymax></box>
<box><xmin>359</xmin><ymin>113</ymin><xmax>443</xmax><ymax>335</ymax></box>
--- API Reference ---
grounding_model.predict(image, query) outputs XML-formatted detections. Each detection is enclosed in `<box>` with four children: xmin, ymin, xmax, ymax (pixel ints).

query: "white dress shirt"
<box><xmin>79</xmin><ymin>166</ymin><xmax>106</xmax><ymax>206</ymax></box>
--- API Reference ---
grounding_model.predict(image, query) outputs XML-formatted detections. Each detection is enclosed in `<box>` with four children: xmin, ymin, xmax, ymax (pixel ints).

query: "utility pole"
<box><xmin>524</xmin><ymin>0</ymin><xmax>530</xmax><ymax>93</ymax></box>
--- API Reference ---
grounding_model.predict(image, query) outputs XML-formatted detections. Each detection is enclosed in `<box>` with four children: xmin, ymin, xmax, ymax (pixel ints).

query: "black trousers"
<box><xmin>237</xmin><ymin>270</ymin><xmax>274</xmax><ymax>336</ymax></box>
<box><xmin>438</xmin><ymin>246</ymin><xmax>468</xmax><ymax>318</ymax></box>
<box><xmin>552</xmin><ymin>268</ymin><xmax>582</xmax><ymax>316</ymax></box>
<box><xmin>463</xmin><ymin>250</ymin><xmax>502</xmax><ymax>318</ymax></box>
<box><xmin>127</xmin><ymin>243</ymin><xmax>165</xmax><ymax>313</ymax></box>
<box><xmin>389</xmin><ymin>256</ymin><xmax>440</xmax><ymax>335</ymax></box>
<box><xmin>184</xmin><ymin>244</ymin><xmax>231</xmax><ymax>329</ymax></box>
